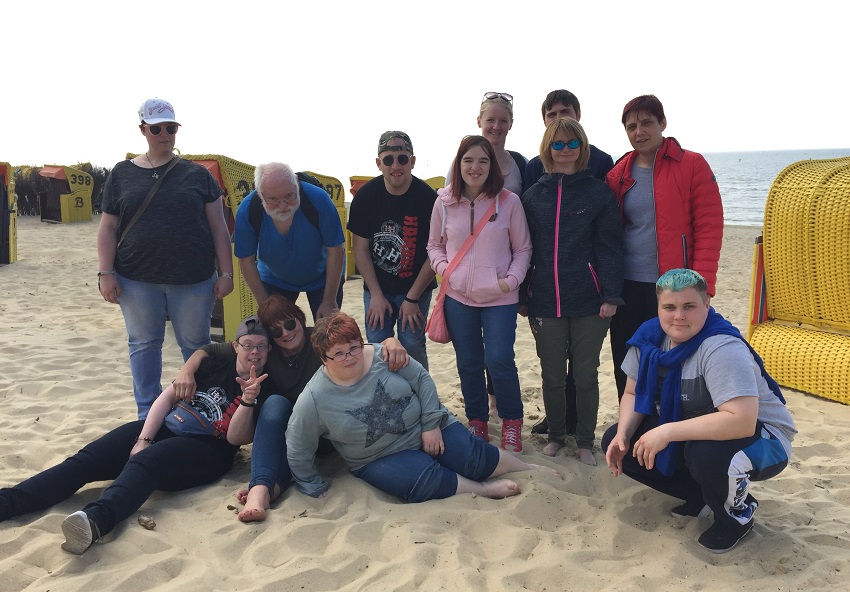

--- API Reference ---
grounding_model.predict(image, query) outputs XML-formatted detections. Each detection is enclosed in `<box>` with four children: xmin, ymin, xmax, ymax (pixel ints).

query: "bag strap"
<box><xmin>437</xmin><ymin>189</ymin><xmax>509</xmax><ymax>293</ymax></box>
<box><xmin>118</xmin><ymin>155</ymin><xmax>181</xmax><ymax>248</ymax></box>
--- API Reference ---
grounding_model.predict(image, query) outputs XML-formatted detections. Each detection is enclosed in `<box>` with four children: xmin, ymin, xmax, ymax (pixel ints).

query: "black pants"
<box><xmin>609</xmin><ymin>280</ymin><xmax>659</xmax><ymax>399</ymax></box>
<box><xmin>601</xmin><ymin>416</ymin><xmax>789</xmax><ymax>529</ymax></box>
<box><xmin>0</xmin><ymin>420</ymin><xmax>237</xmax><ymax>536</ymax></box>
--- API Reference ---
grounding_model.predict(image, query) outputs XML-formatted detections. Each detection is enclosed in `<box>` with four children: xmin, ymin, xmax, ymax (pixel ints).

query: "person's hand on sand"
<box><xmin>605</xmin><ymin>433</ymin><xmax>630</xmax><ymax>476</ymax></box>
<box><xmin>421</xmin><ymin>428</ymin><xmax>445</xmax><ymax>456</ymax></box>
<box><xmin>632</xmin><ymin>425</ymin><xmax>672</xmax><ymax>471</ymax></box>
<box><xmin>98</xmin><ymin>274</ymin><xmax>121</xmax><ymax>304</ymax></box>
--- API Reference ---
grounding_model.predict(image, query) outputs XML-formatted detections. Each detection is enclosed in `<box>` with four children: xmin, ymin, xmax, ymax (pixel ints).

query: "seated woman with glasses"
<box><xmin>286</xmin><ymin>312</ymin><xmax>557</xmax><ymax>503</ymax></box>
<box><xmin>520</xmin><ymin>117</ymin><xmax>624</xmax><ymax>465</ymax></box>
<box><xmin>0</xmin><ymin>316</ymin><xmax>273</xmax><ymax>555</ymax></box>
<box><xmin>172</xmin><ymin>295</ymin><xmax>409</xmax><ymax>522</ymax></box>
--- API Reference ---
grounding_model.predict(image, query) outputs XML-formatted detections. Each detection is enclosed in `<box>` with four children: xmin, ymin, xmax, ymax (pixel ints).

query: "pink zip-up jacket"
<box><xmin>427</xmin><ymin>187</ymin><xmax>532</xmax><ymax>307</ymax></box>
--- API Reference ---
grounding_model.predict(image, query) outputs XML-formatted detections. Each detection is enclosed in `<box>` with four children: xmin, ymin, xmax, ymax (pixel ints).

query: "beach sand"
<box><xmin>1</xmin><ymin>216</ymin><xmax>848</xmax><ymax>592</ymax></box>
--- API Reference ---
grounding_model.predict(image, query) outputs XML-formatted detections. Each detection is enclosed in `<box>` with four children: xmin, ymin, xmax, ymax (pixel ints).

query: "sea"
<box><xmin>703</xmin><ymin>148</ymin><xmax>850</xmax><ymax>226</ymax></box>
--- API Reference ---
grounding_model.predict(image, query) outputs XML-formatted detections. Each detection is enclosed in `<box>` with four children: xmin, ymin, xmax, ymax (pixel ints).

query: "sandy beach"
<box><xmin>1</xmin><ymin>216</ymin><xmax>848</xmax><ymax>592</ymax></box>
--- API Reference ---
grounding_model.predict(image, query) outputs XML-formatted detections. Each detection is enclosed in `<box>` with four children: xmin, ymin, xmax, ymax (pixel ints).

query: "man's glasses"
<box><xmin>483</xmin><ymin>92</ymin><xmax>513</xmax><ymax>103</ymax></box>
<box><xmin>325</xmin><ymin>344</ymin><xmax>364</xmax><ymax>362</ymax></box>
<box><xmin>236</xmin><ymin>341</ymin><xmax>271</xmax><ymax>352</ymax></box>
<box><xmin>148</xmin><ymin>124</ymin><xmax>179</xmax><ymax>135</ymax></box>
<box><xmin>381</xmin><ymin>154</ymin><xmax>410</xmax><ymax>166</ymax></box>
<box><xmin>269</xmin><ymin>318</ymin><xmax>298</xmax><ymax>339</ymax></box>
<box><xmin>551</xmin><ymin>139</ymin><xmax>581</xmax><ymax>150</ymax></box>
<box><xmin>260</xmin><ymin>191</ymin><xmax>298</xmax><ymax>206</ymax></box>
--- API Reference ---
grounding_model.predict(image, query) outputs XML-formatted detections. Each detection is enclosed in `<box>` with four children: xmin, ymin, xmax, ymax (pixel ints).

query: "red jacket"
<box><xmin>606</xmin><ymin>137</ymin><xmax>723</xmax><ymax>295</ymax></box>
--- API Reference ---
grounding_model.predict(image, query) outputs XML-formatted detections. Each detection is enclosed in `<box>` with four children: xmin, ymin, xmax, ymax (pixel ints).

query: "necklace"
<box><xmin>144</xmin><ymin>152</ymin><xmax>159</xmax><ymax>179</ymax></box>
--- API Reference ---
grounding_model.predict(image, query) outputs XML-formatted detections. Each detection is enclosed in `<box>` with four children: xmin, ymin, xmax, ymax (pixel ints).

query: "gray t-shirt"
<box><xmin>287</xmin><ymin>344</ymin><xmax>457</xmax><ymax>496</ymax></box>
<box><xmin>623</xmin><ymin>334</ymin><xmax>797</xmax><ymax>456</ymax></box>
<box><xmin>622</xmin><ymin>163</ymin><xmax>659</xmax><ymax>282</ymax></box>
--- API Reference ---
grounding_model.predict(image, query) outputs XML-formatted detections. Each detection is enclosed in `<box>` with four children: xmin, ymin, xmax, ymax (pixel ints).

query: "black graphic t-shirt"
<box><xmin>347</xmin><ymin>176</ymin><xmax>437</xmax><ymax>295</ymax></box>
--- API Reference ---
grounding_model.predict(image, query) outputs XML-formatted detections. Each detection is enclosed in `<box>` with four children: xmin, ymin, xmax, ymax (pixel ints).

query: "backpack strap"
<box><xmin>248</xmin><ymin>172</ymin><xmax>327</xmax><ymax>238</ymax></box>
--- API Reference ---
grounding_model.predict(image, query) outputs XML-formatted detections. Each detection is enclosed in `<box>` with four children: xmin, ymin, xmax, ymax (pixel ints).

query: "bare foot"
<box><xmin>578</xmin><ymin>448</ymin><xmax>597</xmax><ymax>466</ymax></box>
<box><xmin>488</xmin><ymin>394</ymin><xmax>501</xmax><ymax>420</ymax></box>
<box><xmin>542</xmin><ymin>441</ymin><xmax>564</xmax><ymax>457</ymax></box>
<box><xmin>526</xmin><ymin>463</ymin><xmax>563</xmax><ymax>479</ymax></box>
<box><xmin>235</xmin><ymin>489</ymin><xmax>248</xmax><ymax>505</ymax></box>
<box><xmin>479</xmin><ymin>479</ymin><xmax>521</xmax><ymax>499</ymax></box>
<box><xmin>238</xmin><ymin>485</ymin><xmax>271</xmax><ymax>523</ymax></box>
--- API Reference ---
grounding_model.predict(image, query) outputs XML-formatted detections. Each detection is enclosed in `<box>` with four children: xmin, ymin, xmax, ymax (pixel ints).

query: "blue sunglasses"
<box><xmin>551</xmin><ymin>139</ymin><xmax>581</xmax><ymax>150</ymax></box>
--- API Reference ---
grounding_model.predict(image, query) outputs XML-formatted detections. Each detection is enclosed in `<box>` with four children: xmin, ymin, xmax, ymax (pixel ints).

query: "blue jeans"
<box><xmin>351</xmin><ymin>422</ymin><xmax>500</xmax><ymax>502</ymax></box>
<box><xmin>249</xmin><ymin>395</ymin><xmax>294</xmax><ymax>493</ymax></box>
<box><xmin>363</xmin><ymin>289</ymin><xmax>432</xmax><ymax>370</ymax></box>
<box><xmin>117</xmin><ymin>273</ymin><xmax>216</xmax><ymax>419</ymax></box>
<box><xmin>444</xmin><ymin>297</ymin><xmax>522</xmax><ymax>421</ymax></box>
<box><xmin>263</xmin><ymin>280</ymin><xmax>344</xmax><ymax>323</ymax></box>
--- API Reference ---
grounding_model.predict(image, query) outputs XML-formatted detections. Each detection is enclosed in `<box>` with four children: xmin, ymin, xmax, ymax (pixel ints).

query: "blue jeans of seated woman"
<box><xmin>117</xmin><ymin>273</ymin><xmax>216</xmax><ymax>419</ymax></box>
<box><xmin>444</xmin><ymin>297</ymin><xmax>522</xmax><ymax>421</ymax></box>
<box><xmin>351</xmin><ymin>422</ymin><xmax>500</xmax><ymax>502</ymax></box>
<box><xmin>249</xmin><ymin>395</ymin><xmax>295</xmax><ymax>493</ymax></box>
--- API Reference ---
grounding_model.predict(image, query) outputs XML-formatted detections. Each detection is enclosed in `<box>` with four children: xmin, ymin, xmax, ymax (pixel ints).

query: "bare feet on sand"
<box><xmin>526</xmin><ymin>463</ymin><xmax>563</xmax><ymax>479</ymax></box>
<box><xmin>237</xmin><ymin>485</ymin><xmax>272</xmax><ymax>523</ymax></box>
<box><xmin>480</xmin><ymin>479</ymin><xmax>521</xmax><ymax>498</ymax></box>
<box><xmin>578</xmin><ymin>448</ymin><xmax>597</xmax><ymax>466</ymax></box>
<box><xmin>542</xmin><ymin>441</ymin><xmax>565</xmax><ymax>457</ymax></box>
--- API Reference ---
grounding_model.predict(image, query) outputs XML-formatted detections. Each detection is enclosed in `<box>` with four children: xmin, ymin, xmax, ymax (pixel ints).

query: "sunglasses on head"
<box><xmin>269</xmin><ymin>318</ymin><xmax>298</xmax><ymax>339</ymax></box>
<box><xmin>148</xmin><ymin>124</ymin><xmax>179</xmax><ymax>135</ymax></box>
<box><xmin>483</xmin><ymin>92</ymin><xmax>513</xmax><ymax>103</ymax></box>
<box><xmin>551</xmin><ymin>139</ymin><xmax>581</xmax><ymax>150</ymax></box>
<box><xmin>381</xmin><ymin>154</ymin><xmax>410</xmax><ymax>166</ymax></box>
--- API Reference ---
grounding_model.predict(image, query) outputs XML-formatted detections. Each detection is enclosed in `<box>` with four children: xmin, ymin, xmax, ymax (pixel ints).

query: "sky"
<box><xmin>2</xmin><ymin>0</ymin><xmax>847</xmax><ymax>188</ymax></box>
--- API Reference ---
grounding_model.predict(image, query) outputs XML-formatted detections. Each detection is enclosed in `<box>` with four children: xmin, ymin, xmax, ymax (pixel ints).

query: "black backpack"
<box><xmin>248</xmin><ymin>171</ymin><xmax>327</xmax><ymax>237</ymax></box>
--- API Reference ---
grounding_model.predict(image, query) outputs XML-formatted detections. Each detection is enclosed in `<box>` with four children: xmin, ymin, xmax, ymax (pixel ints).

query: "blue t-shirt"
<box><xmin>234</xmin><ymin>183</ymin><xmax>345</xmax><ymax>292</ymax></box>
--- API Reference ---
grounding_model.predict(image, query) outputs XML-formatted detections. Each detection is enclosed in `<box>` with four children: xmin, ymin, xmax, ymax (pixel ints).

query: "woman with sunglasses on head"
<box><xmin>521</xmin><ymin>118</ymin><xmax>624</xmax><ymax>465</ymax></box>
<box><xmin>286</xmin><ymin>312</ymin><xmax>557</xmax><ymax>502</ymax></box>
<box><xmin>0</xmin><ymin>316</ymin><xmax>273</xmax><ymax>555</ymax></box>
<box><xmin>172</xmin><ymin>295</ymin><xmax>409</xmax><ymax>522</ymax></box>
<box><xmin>428</xmin><ymin>135</ymin><xmax>532</xmax><ymax>453</ymax></box>
<box><xmin>97</xmin><ymin>98</ymin><xmax>234</xmax><ymax>421</ymax></box>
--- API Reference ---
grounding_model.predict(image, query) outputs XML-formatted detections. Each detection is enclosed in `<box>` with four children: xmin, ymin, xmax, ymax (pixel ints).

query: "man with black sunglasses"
<box><xmin>347</xmin><ymin>131</ymin><xmax>437</xmax><ymax>370</ymax></box>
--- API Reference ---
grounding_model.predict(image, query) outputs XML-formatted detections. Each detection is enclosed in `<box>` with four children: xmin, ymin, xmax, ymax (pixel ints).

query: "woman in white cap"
<box><xmin>96</xmin><ymin>98</ymin><xmax>234</xmax><ymax>419</ymax></box>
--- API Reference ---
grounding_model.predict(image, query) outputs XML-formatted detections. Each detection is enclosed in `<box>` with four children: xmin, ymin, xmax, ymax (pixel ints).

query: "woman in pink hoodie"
<box><xmin>427</xmin><ymin>135</ymin><xmax>532</xmax><ymax>452</ymax></box>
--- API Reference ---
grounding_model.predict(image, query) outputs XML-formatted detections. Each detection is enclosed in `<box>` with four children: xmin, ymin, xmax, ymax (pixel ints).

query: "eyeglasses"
<box><xmin>236</xmin><ymin>341</ymin><xmax>271</xmax><ymax>352</ymax></box>
<box><xmin>269</xmin><ymin>318</ymin><xmax>298</xmax><ymax>338</ymax></box>
<box><xmin>381</xmin><ymin>154</ymin><xmax>411</xmax><ymax>166</ymax></box>
<box><xmin>260</xmin><ymin>191</ymin><xmax>298</xmax><ymax>206</ymax></box>
<box><xmin>148</xmin><ymin>124</ymin><xmax>179</xmax><ymax>135</ymax></box>
<box><xmin>325</xmin><ymin>344</ymin><xmax>363</xmax><ymax>362</ymax></box>
<box><xmin>483</xmin><ymin>92</ymin><xmax>513</xmax><ymax>103</ymax></box>
<box><xmin>551</xmin><ymin>139</ymin><xmax>581</xmax><ymax>150</ymax></box>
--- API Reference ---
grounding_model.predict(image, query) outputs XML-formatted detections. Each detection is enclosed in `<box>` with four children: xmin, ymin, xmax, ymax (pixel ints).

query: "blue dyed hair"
<box><xmin>655</xmin><ymin>269</ymin><xmax>709</xmax><ymax>302</ymax></box>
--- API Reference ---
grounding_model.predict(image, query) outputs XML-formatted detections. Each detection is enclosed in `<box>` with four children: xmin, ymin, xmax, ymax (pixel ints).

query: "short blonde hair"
<box><xmin>539</xmin><ymin>117</ymin><xmax>590</xmax><ymax>174</ymax></box>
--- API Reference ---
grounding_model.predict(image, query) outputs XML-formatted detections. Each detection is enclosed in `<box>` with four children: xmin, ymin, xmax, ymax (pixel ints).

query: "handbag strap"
<box><xmin>117</xmin><ymin>155</ymin><xmax>181</xmax><ymax>248</ymax></box>
<box><xmin>437</xmin><ymin>189</ymin><xmax>509</xmax><ymax>294</ymax></box>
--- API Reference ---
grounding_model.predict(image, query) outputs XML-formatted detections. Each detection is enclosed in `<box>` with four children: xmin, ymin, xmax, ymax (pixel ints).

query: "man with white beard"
<box><xmin>234</xmin><ymin>162</ymin><xmax>345</xmax><ymax>321</ymax></box>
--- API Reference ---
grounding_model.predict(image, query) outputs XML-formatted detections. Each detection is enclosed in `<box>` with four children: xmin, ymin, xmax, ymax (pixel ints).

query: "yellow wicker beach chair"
<box><xmin>748</xmin><ymin>156</ymin><xmax>850</xmax><ymax>404</ymax></box>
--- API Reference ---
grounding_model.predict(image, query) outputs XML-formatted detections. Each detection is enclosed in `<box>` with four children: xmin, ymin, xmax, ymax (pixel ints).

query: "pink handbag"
<box><xmin>426</xmin><ymin>190</ymin><xmax>508</xmax><ymax>343</ymax></box>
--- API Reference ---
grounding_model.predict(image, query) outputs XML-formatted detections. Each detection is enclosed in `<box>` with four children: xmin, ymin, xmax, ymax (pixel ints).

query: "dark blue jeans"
<box><xmin>263</xmin><ymin>280</ymin><xmax>344</xmax><ymax>323</ymax></box>
<box><xmin>0</xmin><ymin>420</ymin><xmax>236</xmax><ymax>536</ymax></box>
<box><xmin>351</xmin><ymin>422</ymin><xmax>500</xmax><ymax>502</ymax></box>
<box><xmin>444</xmin><ymin>297</ymin><xmax>522</xmax><ymax>421</ymax></box>
<box><xmin>248</xmin><ymin>395</ymin><xmax>294</xmax><ymax>493</ymax></box>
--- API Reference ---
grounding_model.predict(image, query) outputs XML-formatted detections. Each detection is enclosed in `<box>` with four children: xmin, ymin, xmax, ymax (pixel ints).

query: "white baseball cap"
<box><xmin>138</xmin><ymin>98</ymin><xmax>180</xmax><ymax>125</ymax></box>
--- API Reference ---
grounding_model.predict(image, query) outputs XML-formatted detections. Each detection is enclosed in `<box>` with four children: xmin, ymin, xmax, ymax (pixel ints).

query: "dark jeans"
<box><xmin>263</xmin><ymin>280</ymin><xmax>344</xmax><ymax>323</ymax></box>
<box><xmin>0</xmin><ymin>420</ymin><xmax>236</xmax><ymax>536</ymax></box>
<box><xmin>601</xmin><ymin>416</ymin><xmax>789</xmax><ymax>529</ymax></box>
<box><xmin>610</xmin><ymin>280</ymin><xmax>658</xmax><ymax>398</ymax></box>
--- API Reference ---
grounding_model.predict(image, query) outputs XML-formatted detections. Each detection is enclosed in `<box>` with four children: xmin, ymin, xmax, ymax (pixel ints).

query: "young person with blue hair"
<box><xmin>602</xmin><ymin>269</ymin><xmax>796</xmax><ymax>554</ymax></box>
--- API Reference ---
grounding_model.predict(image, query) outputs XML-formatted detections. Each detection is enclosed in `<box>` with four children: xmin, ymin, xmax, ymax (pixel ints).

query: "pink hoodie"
<box><xmin>427</xmin><ymin>187</ymin><xmax>531</xmax><ymax>307</ymax></box>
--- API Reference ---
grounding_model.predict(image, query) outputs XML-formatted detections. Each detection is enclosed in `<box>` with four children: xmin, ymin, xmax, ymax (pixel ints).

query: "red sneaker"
<box><xmin>501</xmin><ymin>419</ymin><xmax>523</xmax><ymax>453</ymax></box>
<box><xmin>468</xmin><ymin>419</ymin><xmax>489</xmax><ymax>442</ymax></box>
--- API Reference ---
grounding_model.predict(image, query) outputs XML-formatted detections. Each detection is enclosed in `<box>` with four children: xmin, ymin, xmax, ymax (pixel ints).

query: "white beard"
<box><xmin>262</xmin><ymin>196</ymin><xmax>300</xmax><ymax>223</ymax></box>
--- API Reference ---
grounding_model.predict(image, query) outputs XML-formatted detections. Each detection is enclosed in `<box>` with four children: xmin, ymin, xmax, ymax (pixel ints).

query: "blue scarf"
<box><xmin>627</xmin><ymin>307</ymin><xmax>785</xmax><ymax>476</ymax></box>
